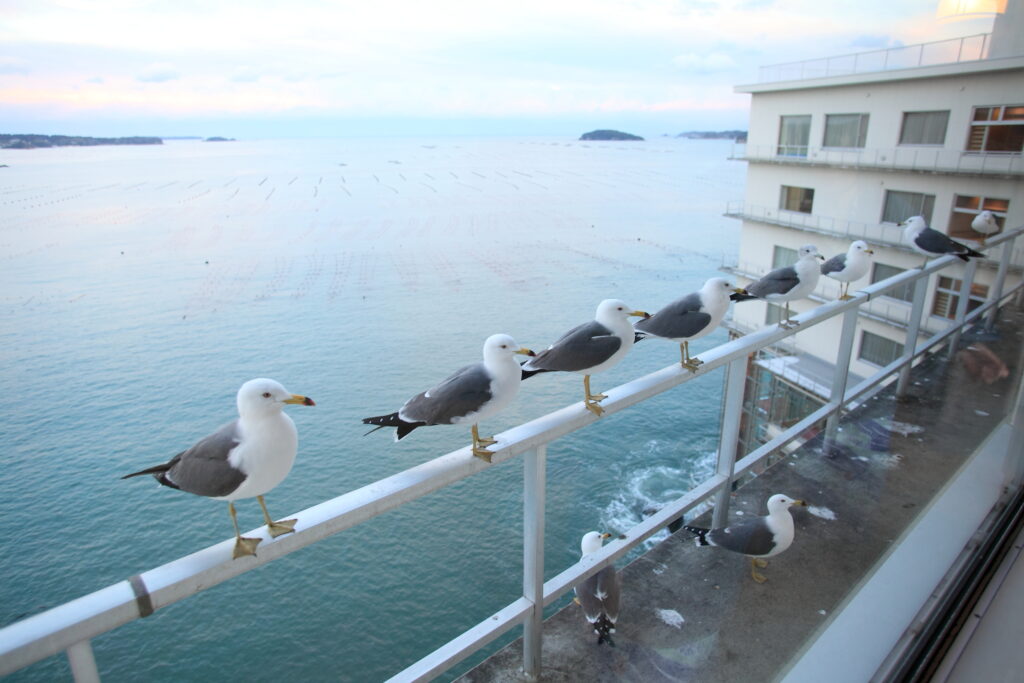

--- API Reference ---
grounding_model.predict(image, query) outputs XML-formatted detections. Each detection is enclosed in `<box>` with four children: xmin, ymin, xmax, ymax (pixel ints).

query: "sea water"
<box><xmin>0</xmin><ymin>136</ymin><xmax>743</xmax><ymax>681</ymax></box>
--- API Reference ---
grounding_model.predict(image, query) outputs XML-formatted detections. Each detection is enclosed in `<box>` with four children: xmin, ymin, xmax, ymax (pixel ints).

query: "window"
<box><xmin>882</xmin><ymin>190</ymin><xmax>934</xmax><ymax>224</ymax></box>
<box><xmin>780</xmin><ymin>185</ymin><xmax>814</xmax><ymax>214</ymax></box>
<box><xmin>765</xmin><ymin>303</ymin><xmax>785</xmax><ymax>325</ymax></box>
<box><xmin>772</xmin><ymin>246</ymin><xmax>798</xmax><ymax>269</ymax></box>
<box><xmin>899</xmin><ymin>111</ymin><xmax>949</xmax><ymax>145</ymax></box>
<box><xmin>966</xmin><ymin>105</ymin><xmax>1024</xmax><ymax>153</ymax></box>
<box><xmin>931</xmin><ymin>276</ymin><xmax>989</xmax><ymax>319</ymax></box>
<box><xmin>859</xmin><ymin>331</ymin><xmax>904</xmax><ymax>367</ymax></box>
<box><xmin>871</xmin><ymin>263</ymin><xmax>914</xmax><ymax>302</ymax></box>
<box><xmin>778</xmin><ymin>115</ymin><xmax>811</xmax><ymax>157</ymax></box>
<box><xmin>948</xmin><ymin>194</ymin><xmax>1009</xmax><ymax>240</ymax></box>
<box><xmin>824</xmin><ymin>113</ymin><xmax>869</xmax><ymax>148</ymax></box>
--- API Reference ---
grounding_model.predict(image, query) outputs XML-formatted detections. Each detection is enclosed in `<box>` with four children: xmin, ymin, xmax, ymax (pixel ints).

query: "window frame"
<box><xmin>930</xmin><ymin>275</ymin><xmax>989</xmax><ymax>320</ymax></box>
<box><xmin>965</xmin><ymin>104</ymin><xmax>1024</xmax><ymax>154</ymax></box>
<box><xmin>777</xmin><ymin>115</ymin><xmax>811</xmax><ymax>157</ymax></box>
<box><xmin>948</xmin><ymin>194</ymin><xmax>1009</xmax><ymax>240</ymax></box>
<box><xmin>823</xmin><ymin>113</ymin><xmax>869</xmax><ymax>149</ymax></box>
<box><xmin>881</xmin><ymin>189</ymin><xmax>935</xmax><ymax>225</ymax></box>
<box><xmin>779</xmin><ymin>185</ymin><xmax>815</xmax><ymax>214</ymax></box>
<box><xmin>871</xmin><ymin>262</ymin><xmax>914</xmax><ymax>303</ymax></box>
<box><xmin>898</xmin><ymin>110</ymin><xmax>950</xmax><ymax>146</ymax></box>
<box><xmin>858</xmin><ymin>330</ymin><xmax>904</xmax><ymax>368</ymax></box>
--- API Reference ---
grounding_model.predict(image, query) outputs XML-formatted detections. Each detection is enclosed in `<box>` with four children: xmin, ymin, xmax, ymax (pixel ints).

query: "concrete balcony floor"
<box><xmin>459</xmin><ymin>305</ymin><xmax>1024</xmax><ymax>683</ymax></box>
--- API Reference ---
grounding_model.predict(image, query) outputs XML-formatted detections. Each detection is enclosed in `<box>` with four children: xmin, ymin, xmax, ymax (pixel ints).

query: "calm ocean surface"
<box><xmin>0</xmin><ymin>136</ymin><xmax>743</xmax><ymax>681</ymax></box>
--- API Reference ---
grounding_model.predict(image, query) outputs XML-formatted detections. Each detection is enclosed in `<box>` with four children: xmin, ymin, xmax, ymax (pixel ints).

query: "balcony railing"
<box><xmin>731</xmin><ymin>143</ymin><xmax>1024</xmax><ymax>177</ymax></box>
<box><xmin>725</xmin><ymin>201</ymin><xmax>907</xmax><ymax>249</ymax></box>
<box><xmin>757</xmin><ymin>33</ymin><xmax>991</xmax><ymax>83</ymax></box>
<box><xmin>1</xmin><ymin>227</ymin><xmax>1023</xmax><ymax>683</ymax></box>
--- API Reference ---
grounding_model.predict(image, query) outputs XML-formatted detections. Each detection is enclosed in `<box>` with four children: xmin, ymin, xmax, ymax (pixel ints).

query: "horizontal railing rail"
<box><xmin>1</xmin><ymin>226</ymin><xmax>1022</xmax><ymax>683</ymax></box>
<box><xmin>730</xmin><ymin>143</ymin><xmax>1024</xmax><ymax>177</ymax></box>
<box><xmin>757</xmin><ymin>33</ymin><xmax>991</xmax><ymax>83</ymax></box>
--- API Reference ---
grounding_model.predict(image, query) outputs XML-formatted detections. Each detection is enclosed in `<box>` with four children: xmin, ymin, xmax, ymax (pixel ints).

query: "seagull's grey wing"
<box><xmin>523</xmin><ymin>320</ymin><xmax>621</xmax><ymax>372</ymax></box>
<box><xmin>399</xmin><ymin>363</ymin><xmax>492</xmax><ymax>425</ymax></box>
<box><xmin>746</xmin><ymin>265</ymin><xmax>800</xmax><ymax>298</ymax></box>
<box><xmin>575</xmin><ymin>566</ymin><xmax>620</xmax><ymax>623</ymax></box>
<box><xmin>821</xmin><ymin>253</ymin><xmax>847</xmax><ymax>276</ymax></box>
<box><xmin>915</xmin><ymin>227</ymin><xmax>964</xmax><ymax>254</ymax></box>
<box><xmin>707</xmin><ymin>517</ymin><xmax>777</xmax><ymax>556</ymax></box>
<box><xmin>164</xmin><ymin>421</ymin><xmax>246</xmax><ymax>497</ymax></box>
<box><xmin>634</xmin><ymin>292</ymin><xmax>711</xmax><ymax>339</ymax></box>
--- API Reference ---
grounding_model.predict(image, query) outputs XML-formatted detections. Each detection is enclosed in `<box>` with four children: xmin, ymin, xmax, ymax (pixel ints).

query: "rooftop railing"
<box><xmin>757</xmin><ymin>33</ymin><xmax>991</xmax><ymax>83</ymax></box>
<box><xmin>730</xmin><ymin>143</ymin><xmax>1024</xmax><ymax>177</ymax></box>
<box><xmin>1</xmin><ymin>226</ymin><xmax>1023</xmax><ymax>683</ymax></box>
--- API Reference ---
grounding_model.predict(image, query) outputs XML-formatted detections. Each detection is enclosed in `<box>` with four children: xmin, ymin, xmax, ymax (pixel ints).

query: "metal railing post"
<box><xmin>522</xmin><ymin>445</ymin><xmax>546</xmax><ymax>679</ymax></box>
<box><xmin>948</xmin><ymin>259</ymin><xmax>979</xmax><ymax>360</ymax></box>
<box><xmin>66</xmin><ymin>641</ymin><xmax>100</xmax><ymax>683</ymax></box>
<box><xmin>897</xmin><ymin>273</ymin><xmax>930</xmax><ymax>398</ymax></box>
<box><xmin>986</xmin><ymin>236</ymin><xmax>1014</xmax><ymax>332</ymax></box>
<box><xmin>713</xmin><ymin>357</ymin><xmax>748</xmax><ymax>528</ymax></box>
<box><xmin>824</xmin><ymin>308</ymin><xmax>859</xmax><ymax>447</ymax></box>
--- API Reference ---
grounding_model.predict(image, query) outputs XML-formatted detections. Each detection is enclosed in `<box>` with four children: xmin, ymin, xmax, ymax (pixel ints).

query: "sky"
<box><xmin>0</xmin><ymin>0</ymin><xmax>999</xmax><ymax>138</ymax></box>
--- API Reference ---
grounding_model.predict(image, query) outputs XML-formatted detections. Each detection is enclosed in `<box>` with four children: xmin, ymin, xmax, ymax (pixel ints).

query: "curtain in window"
<box><xmin>824</xmin><ymin>114</ymin><xmax>868</xmax><ymax>148</ymax></box>
<box><xmin>899</xmin><ymin>111</ymin><xmax>949</xmax><ymax>145</ymax></box>
<box><xmin>859</xmin><ymin>331</ymin><xmax>903</xmax><ymax>366</ymax></box>
<box><xmin>883</xmin><ymin>190</ymin><xmax>935</xmax><ymax>223</ymax></box>
<box><xmin>778</xmin><ymin>115</ymin><xmax>811</xmax><ymax>156</ymax></box>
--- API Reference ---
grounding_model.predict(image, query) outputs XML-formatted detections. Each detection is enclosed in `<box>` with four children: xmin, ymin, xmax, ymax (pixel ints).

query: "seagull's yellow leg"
<box><xmin>257</xmin><ymin>495</ymin><xmax>296</xmax><ymax>538</ymax></box>
<box><xmin>754</xmin><ymin>558</ymin><xmax>769</xmax><ymax>568</ymax></box>
<box><xmin>681</xmin><ymin>340</ymin><xmax>703</xmax><ymax>372</ymax></box>
<box><xmin>229</xmin><ymin>501</ymin><xmax>262</xmax><ymax>559</ymax></box>
<box><xmin>750</xmin><ymin>557</ymin><xmax>768</xmax><ymax>583</ymax></box>
<box><xmin>471</xmin><ymin>424</ymin><xmax>496</xmax><ymax>462</ymax></box>
<box><xmin>780</xmin><ymin>301</ymin><xmax>800</xmax><ymax>329</ymax></box>
<box><xmin>839</xmin><ymin>283</ymin><xmax>853</xmax><ymax>301</ymax></box>
<box><xmin>584</xmin><ymin>375</ymin><xmax>606</xmax><ymax>416</ymax></box>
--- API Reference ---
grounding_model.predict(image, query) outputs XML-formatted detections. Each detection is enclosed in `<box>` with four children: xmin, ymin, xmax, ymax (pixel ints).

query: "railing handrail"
<box><xmin>2</xmin><ymin>225</ymin><xmax>1022</xmax><ymax>682</ymax></box>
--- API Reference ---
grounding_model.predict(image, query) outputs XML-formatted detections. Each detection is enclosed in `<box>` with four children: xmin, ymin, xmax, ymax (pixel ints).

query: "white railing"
<box><xmin>758</xmin><ymin>33</ymin><xmax>991</xmax><ymax>83</ymax></box>
<box><xmin>731</xmin><ymin>143</ymin><xmax>1024</xmax><ymax>177</ymax></box>
<box><xmin>1</xmin><ymin>227</ymin><xmax>1022</xmax><ymax>683</ymax></box>
<box><xmin>725</xmin><ymin>201</ymin><xmax>905</xmax><ymax>248</ymax></box>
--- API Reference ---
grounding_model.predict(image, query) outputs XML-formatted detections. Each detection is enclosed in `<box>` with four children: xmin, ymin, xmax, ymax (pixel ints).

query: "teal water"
<box><xmin>0</xmin><ymin>137</ymin><xmax>743</xmax><ymax>681</ymax></box>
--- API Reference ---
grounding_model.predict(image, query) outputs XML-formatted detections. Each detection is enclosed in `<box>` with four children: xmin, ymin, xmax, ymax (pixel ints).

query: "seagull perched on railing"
<box><xmin>734</xmin><ymin>245</ymin><xmax>824</xmax><ymax>329</ymax></box>
<box><xmin>685</xmin><ymin>494</ymin><xmax>807</xmax><ymax>583</ymax></box>
<box><xmin>362</xmin><ymin>334</ymin><xmax>535</xmax><ymax>462</ymax></box>
<box><xmin>122</xmin><ymin>378</ymin><xmax>316</xmax><ymax>559</ymax></box>
<box><xmin>821</xmin><ymin>240</ymin><xmax>874</xmax><ymax>300</ymax></box>
<box><xmin>521</xmin><ymin>299</ymin><xmax>649</xmax><ymax>416</ymax></box>
<box><xmin>971</xmin><ymin>210</ymin><xmax>999</xmax><ymax>246</ymax></box>
<box><xmin>900</xmin><ymin>215</ymin><xmax>984</xmax><ymax>268</ymax></box>
<box><xmin>634</xmin><ymin>277</ymin><xmax>746</xmax><ymax>371</ymax></box>
<box><xmin>574</xmin><ymin>531</ymin><xmax>620</xmax><ymax>645</ymax></box>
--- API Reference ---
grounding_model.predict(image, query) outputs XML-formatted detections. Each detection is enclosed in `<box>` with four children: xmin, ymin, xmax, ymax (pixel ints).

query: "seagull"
<box><xmin>685</xmin><ymin>494</ymin><xmax>807</xmax><ymax>583</ymax></box>
<box><xmin>971</xmin><ymin>210</ymin><xmax>999</xmax><ymax>245</ymax></box>
<box><xmin>521</xmin><ymin>299</ymin><xmax>649</xmax><ymax>416</ymax></box>
<box><xmin>900</xmin><ymin>215</ymin><xmax>984</xmax><ymax>268</ymax></box>
<box><xmin>574</xmin><ymin>531</ymin><xmax>620</xmax><ymax>645</ymax></box>
<box><xmin>122</xmin><ymin>378</ymin><xmax>316</xmax><ymax>559</ymax></box>
<box><xmin>634</xmin><ymin>277</ymin><xmax>745</xmax><ymax>371</ymax></box>
<box><xmin>738</xmin><ymin>245</ymin><xmax>825</xmax><ymax>329</ymax></box>
<box><xmin>821</xmin><ymin>240</ymin><xmax>874</xmax><ymax>300</ymax></box>
<box><xmin>362</xmin><ymin>334</ymin><xmax>535</xmax><ymax>462</ymax></box>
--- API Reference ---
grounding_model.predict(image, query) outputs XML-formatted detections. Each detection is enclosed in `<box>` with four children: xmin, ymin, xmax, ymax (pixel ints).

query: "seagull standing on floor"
<box><xmin>521</xmin><ymin>299</ymin><xmax>649</xmax><ymax>416</ymax></box>
<box><xmin>738</xmin><ymin>244</ymin><xmax>825</xmax><ymax>329</ymax></box>
<box><xmin>971</xmin><ymin>210</ymin><xmax>1000</xmax><ymax>245</ymax></box>
<box><xmin>821</xmin><ymin>240</ymin><xmax>874</xmax><ymax>300</ymax></box>
<box><xmin>362</xmin><ymin>334</ymin><xmax>535</xmax><ymax>462</ymax></box>
<box><xmin>574</xmin><ymin>531</ymin><xmax>620</xmax><ymax>646</ymax></box>
<box><xmin>122</xmin><ymin>378</ymin><xmax>316</xmax><ymax>559</ymax></box>
<box><xmin>684</xmin><ymin>494</ymin><xmax>807</xmax><ymax>583</ymax></box>
<box><xmin>634</xmin><ymin>277</ymin><xmax>745</xmax><ymax>371</ymax></box>
<box><xmin>901</xmin><ymin>215</ymin><xmax>984</xmax><ymax>268</ymax></box>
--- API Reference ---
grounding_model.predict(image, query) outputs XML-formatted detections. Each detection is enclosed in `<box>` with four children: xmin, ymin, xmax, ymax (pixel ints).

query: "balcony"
<box><xmin>1</xmin><ymin>228</ymin><xmax>1023</xmax><ymax>683</ymax></box>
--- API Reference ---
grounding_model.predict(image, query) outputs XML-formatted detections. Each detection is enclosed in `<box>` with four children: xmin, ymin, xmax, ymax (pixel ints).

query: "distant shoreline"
<box><xmin>0</xmin><ymin>134</ymin><xmax>163</xmax><ymax>149</ymax></box>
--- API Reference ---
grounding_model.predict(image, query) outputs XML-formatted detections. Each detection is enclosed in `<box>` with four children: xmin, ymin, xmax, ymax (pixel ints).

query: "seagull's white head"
<box><xmin>482</xmin><ymin>333</ymin><xmax>535</xmax><ymax>362</ymax></box>
<box><xmin>581</xmin><ymin>531</ymin><xmax>612</xmax><ymax>556</ymax></box>
<box><xmin>766</xmin><ymin>493</ymin><xmax>808</xmax><ymax>514</ymax></box>
<box><xmin>798</xmin><ymin>244</ymin><xmax>825</xmax><ymax>261</ymax></box>
<box><xmin>595</xmin><ymin>299</ymin><xmax>649</xmax><ymax>324</ymax></box>
<box><xmin>899</xmin><ymin>216</ymin><xmax>927</xmax><ymax>234</ymax></box>
<box><xmin>849</xmin><ymin>240</ymin><xmax>874</xmax><ymax>256</ymax></box>
<box><xmin>236</xmin><ymin>378</ymin><xmax>315</xmax><ymax>418</ymax></box>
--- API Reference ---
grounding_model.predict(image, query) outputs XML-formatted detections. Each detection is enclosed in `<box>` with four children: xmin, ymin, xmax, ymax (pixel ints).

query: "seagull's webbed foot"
<box><xmin>838</xmin><ymin>293</ymin><xmax>854</xmax><ymax>301</ymax></box>
<box><xmin>750</xmin><ymin>558</ymin><xmax>768</xmax><ymax>583</ymax></box>
<box><xmin>472</xmin><ymin>447</ymin><xmax>495</xmax><ymax>463</ymax></box>
<box><xmin>583</xmin><ymin>375</ymin><xmax>607</xmax><ymax>416</ymax></box>
<box><xmin>754</xmin><ymin>558</ymin><xmax>769</xmax><ymax>568</ymax></box>
<box><xmin>257</xmin><ymin>495</ymin><xmax>297</xmax><ymax>538</ymax></box>
<box><xmin>471</xmin><ymin>424</ymin><xmax>497</xmax><ymax>462</ymax></box>
<box><xmin>780</xmin><ymin>319</ymin><xmax>800</xmax><ymax>330</ymax></box>
<box><xmin>585</xmin><ymin>400</ymin><xmax>606</xmax><ymax>417</ymax></box>
<box><xmin>681</xmin><ymin>342</ymin><xmax>703</xmax><ymax>371</ymax></box>
<box><xmin>233</xmin><ymin>535</ymin><xmax>262</xmax><ymax>559</ymax></box>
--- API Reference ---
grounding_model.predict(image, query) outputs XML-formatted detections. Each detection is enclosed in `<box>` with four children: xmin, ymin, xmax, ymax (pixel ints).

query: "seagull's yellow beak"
<box><xmin>284</xmin><ymin>394</ymin><xmax>316</xmax><ymax>406</ymax></box>
<box><xmin>866</xmin><ymin>249</ymin><xmax>875</xmax><ymax>255</ymax></box>
<box><xmin>601</xmin><ymin>532</ymin><xmax>613</xmax><ymax>539</ymax></box>
<box><xmin>631</xmin><ymin>310</ymin><xmax>650</xmax><ymax>319</ymax></box>
<box><xmin>732</xmin><ymin>287</ymin><xmax>746</xmax><ymax>294</ymax></box>
<box><xmin>515</xmin><ymin>347</ymin><xmax>536</xmax><ymax>357</ymax></box>
<box><xmin>793</xmin><ymin>499</ymin><xmax>808</xmax><ymax>507</ymax></box>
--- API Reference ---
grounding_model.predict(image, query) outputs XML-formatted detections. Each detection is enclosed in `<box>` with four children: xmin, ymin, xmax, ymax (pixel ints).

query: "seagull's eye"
<box><xmin>262</xmin><ymin>392</ymin><xmax>271</xmax><ymax>398</ymax></box>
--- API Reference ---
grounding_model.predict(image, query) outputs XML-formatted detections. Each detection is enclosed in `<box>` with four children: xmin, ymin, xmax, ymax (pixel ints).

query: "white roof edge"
<box><xmin>734</xmin><ymin>54</ymin><xmax>1024</xmax><ymax>94</ymax></box>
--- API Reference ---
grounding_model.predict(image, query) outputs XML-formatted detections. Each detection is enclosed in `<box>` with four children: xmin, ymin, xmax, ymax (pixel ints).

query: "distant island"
<box><xmin>204</xmin><ymin>137</ymin><xmax>236</xmax><ymax>142</ymax></box>
<box><xmin>0</xmin><ymin>134</ymin><xmax>163</xmax><ymax>149</ymax></box>
<box><xmin>579</xmin><ymin>129</ymin><xmax>644</xmax><ymax>141</ymax></box>
<box><xmin>673</xmin><ymin>130</ymin><xmax>747</xmax><ymax>141</ymax></box>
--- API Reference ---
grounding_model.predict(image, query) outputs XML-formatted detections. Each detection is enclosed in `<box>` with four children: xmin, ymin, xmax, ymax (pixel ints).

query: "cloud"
<box><xmin>0</xmin><ymin>56</ymin><xmax>30</xmax><ymax>75</ymax></box>
<box><xmin>229</xmin><ymin>67</ymin><xmax>261</xmax><ymax>83</ymax></box>
<box><xmin>671</xmin><ymin>52</ymin><xmax>737</xmax><ymax>74</ymax></box>
<box><xmin>849</xmin><ymin>34</ymin><xmax>895</xmax><ymax>49</ymax></box>
<box><xmin>136</xmin><ymin>63</ymin><xmax>179</xmax><ymax>83</ymax></box>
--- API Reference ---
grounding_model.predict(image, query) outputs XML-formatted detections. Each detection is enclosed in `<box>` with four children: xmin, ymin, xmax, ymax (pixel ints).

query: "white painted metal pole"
<box><xmin>713</xmin><ymin>357</ymin><xmax>749</xmax><ymax>529</ymax></box>
<box><xmin>986</xmin><ymin>237</ymin><xmax>1013</xmax><ymax>332</ymax></box>
<box><xmin>897</xmin><ymin>274</ymin><xmax>930</xmax><ymax>397</ymax></box>
<box><xmin>948</xmin><ymin>258</ymin><xmax>979</xmax><ymax>360</ymax></box>
<box><xmin>825</xmin><ymin>308</ymin><xmax>859</xmax><ymax>445</ymax></box>
<box><xmin>522</xmin><ymin>445</ymin><xmax>546</xmax><ymax>679</ymax></box>
<box><xmin>66</xmin><ymin>641</ymin><xmax>99</xmax><ymax>683</ymax></box>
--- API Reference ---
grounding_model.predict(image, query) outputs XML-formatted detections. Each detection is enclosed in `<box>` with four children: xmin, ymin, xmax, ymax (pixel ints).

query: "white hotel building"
<box><xmin>723</xmin><ymin>6</ymin><xmax>1024</xmax><ymax>453</ymax></box>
